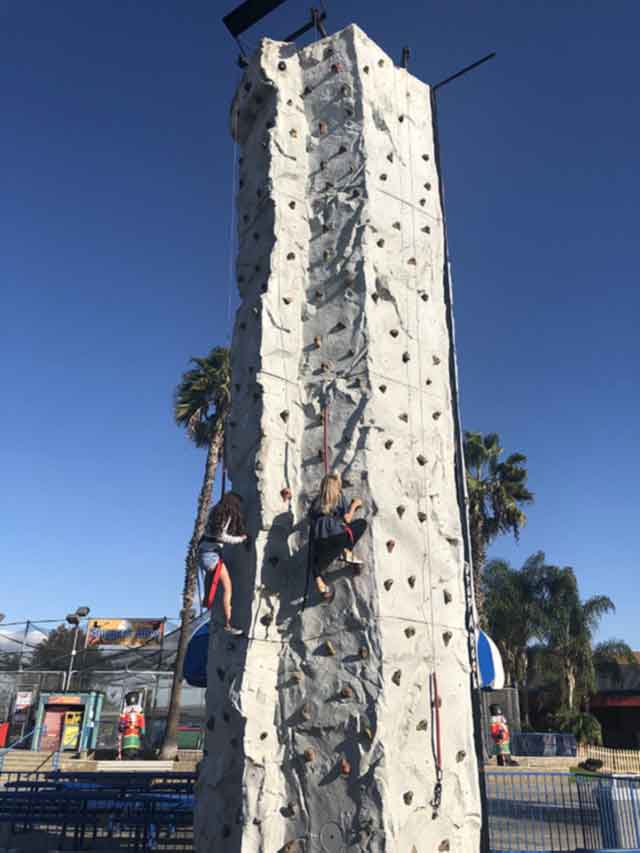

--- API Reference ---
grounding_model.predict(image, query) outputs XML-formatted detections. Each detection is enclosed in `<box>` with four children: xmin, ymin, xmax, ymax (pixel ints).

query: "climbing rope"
<box><xmin>430</xmin><ymin>672</ymin><xmax>443</xmax><ymax>818</ymax></box>
<box><xmin>322</xmin><ymin>403</ymin><xmax>330</xmax><ymax>474</ymax></box>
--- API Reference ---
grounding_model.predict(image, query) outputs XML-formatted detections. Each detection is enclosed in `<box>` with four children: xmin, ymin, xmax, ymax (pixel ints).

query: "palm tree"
<box><xmin>464</xmin><ymin>432</ymin><xmax>534</xmax><ymax>616</ymax></box>
<box><xmin>160</xmin><ymin>347</ymin><xmax>231</xmax><ymax>760</ymax></box>
<box><xmin>540</xmin><ymin>565</ymin><xmax>615</xmax><ymax>710</ymax></box>
<box><xmin>592</xmin><ymin>639</ymin><xmax>637</xmax><ymax>688</ymax></box>
<box><xmin>482</xmin><ymin>553</ymin><xmax>546</xmax><ymax>687</ymax></box>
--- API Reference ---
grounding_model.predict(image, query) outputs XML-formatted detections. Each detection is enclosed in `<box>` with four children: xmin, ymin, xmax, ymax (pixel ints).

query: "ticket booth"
<box><xmin>32</xmin><ymin>692</ymin><xmax>103</xmax><ymax>754</ymax></box>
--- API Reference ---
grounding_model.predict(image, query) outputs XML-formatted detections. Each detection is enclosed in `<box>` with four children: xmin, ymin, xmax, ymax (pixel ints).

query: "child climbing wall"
<box><xmin>195</xmin><ymin>24</ymin><xmax>482</xmax><ymax>853</ymax></box>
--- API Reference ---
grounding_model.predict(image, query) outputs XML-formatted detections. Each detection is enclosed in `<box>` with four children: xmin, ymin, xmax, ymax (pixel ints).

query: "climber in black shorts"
<box><xmin>309</xmin><ymin>472</ymin><xmax>367</xmax><ymax>600</ymax></box>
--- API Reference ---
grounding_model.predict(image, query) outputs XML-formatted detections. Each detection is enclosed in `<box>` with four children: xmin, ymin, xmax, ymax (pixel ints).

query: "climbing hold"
<box><xmin>283</xmin><ymin>842</ymin><xmax>297</xmax><ymax>853</ymax></box>
<box><xmin>380</xmin><ymin>173</ymin><xmax>388</xmax><ymax>181</ymax></box>
<box><xmin>261</xmin><ymin>282</ymin><xmax>268</xmax><ymax>293</ymax></box>
<box><xmin>408</xmin><ymin>257</ymin><xmax>417</xmax><ymax>266</ymax></box>
<box><xmin>341</xmin><ymin>85</ymin><xmax>350</xmax><ymax>96</ymax></box>
<box><xmin>280</xmin><ymin>410</ymin><xmax>290</xmax><ymax>422</ymax></box>
<box><xmin>384</xmin><ymin>439</ymin><xmax>393</xmax><ymax>450</ymax></box>
<box><xmin>291</xmin><ymin>671</ymin><xmax>303</xmax><ymax>684</ymax></box>
<box><xmin>325</xmin><ymin>640</ymin><xmax>337</xmax><ymax>656</ymax></box>
<box><xmin>283</xmin><ymin>296</ymin><xmax>292</xmax><ymax>305</ymax></box>
<box><xmin>323</xmin><ymin>248</ymin><xmax>332</xmax><ymax>260</ymax></box>
<box><xmin>399</xmin><ymin>114</ymin><xmax>405</xmax><ymax>123</ymax></box>
<box><xmin>359</xmin><ymin>645</ymin><xmax>369</xmax><ymax>660</ymax></box>
<box><xmin>260</xmin><ymin>731</ymin><xmax>268</xmax><ymax>740</ymax></box>
<box><xmin>303</xmin><ymin>86</ymin><xmax>311</xmax><ymax>96</ymax></box>
<box><xmin>278</xmin><ymin>60</ymin><xmax>287</xmax><ymax>71</ymax></box>
<box><xmin>340</xmin><ymin>757</ymin><xmax>351</xmax><ymax>776</ymax></box>
<box><xmin>282</xmin><ymin>803</ymin><xmax>295</xmax><ymax>818</ymax></box>
<box><xmin>286</xmin><ymin>252</ymin><xmax>295</xmax><ymax>260</ymax></box>
<box><xmin>418</xmin><ymin>511</ymin><xmax>427</xmax><ymax>523</ymax></box>
<box><xmin>424</xmin><ymin>182</ymin><xmax>432</xmax><ymax>191</ymax></box>
<box><xmin>443</xmin><ymin>631</ymin><xmax>453</xmax><ymax>646</ymax></box>
<box><xmin>280</xmin><ymin>487</ymin><xmax>292</xmax><ymax>502</ymax></box>
<box><xmin>396</xmin><ymin>505</ymin><xmax>406</xmax><ymax>518</ymax></box>
<box><xmin>378</xmin><ymin>58</ymin><xmax>385</xmax><ymax>67</ymax></box>
<box><xmin>320</xmin><ymin>160</ymin><xmax>326</xmax><ymax>171</ymax></box>
<box><xmin>439</xmin><ymin>842</ymin><xmax>450</xmax><ymax>852</ymax></box>
<box><xmin>422</xmin><ymin>153</ymin><xmax>430</xmax><ymax>161</ymax></box>
<box><xmin>379</xmin><ymin>384</ymin><xmax>387</xmax><ymax>393</ymax></box>
<box><xmin>260</xmin><ymin>613</ymin><xmax>273</xmax><ymax>626</ymax></box>
<box><xmin>386</xmin><ymin>539</ymin><xmax>396</xmax><ymax>553</ymax></box>
<box><xmin>408</xmin><ymin>575</ymin><xmax>416</xmax><ymax>588</ymax></box>
<box><xmin>287</xmin><ymin>98</ymin><xmax>293</xmax><ymax>106</ymax></box>
<box><xmin>320</xmin><ymin>362</ymin><xmax>331</xmax><ymax>372</ymax></box>
<box><xmin>338</xmin><ymin>144</ymin><xmax>347</xmax><ymax>154</ymax></box>
<box><xmin>206</xmin><ymin>715</ymin><xmax>215</xmax><ymax>731</ymax></box>
<box><xmin>363</xmin><ymin>65</ymin><xmax>370</xmax><ymax>73</ymax></box>
<box><xmin>303</xmin><ymin>748</ymin><xmax>316</xmax><ymax>763</ymax></box>
<box><xmin>403</xmin><ymin>791</ymin><xmax>414</xmax><ymax>805</ymax></box>
<box><xmin>301</xmin><ymin>703</ymin><xmax>312</xmax><ymax>721</ymax></box>
<box><xmin>255</xmin><ymin>461</ymin><xmax>263</xmax><ymax>471</ymax></box>
<box><xmin>289</xmin><ymin>128</ymin><xmax>298</xmax><ymax>138</ymax></box>
<box><xmin>392</xmin><ymin>670</ymin><xmax>402</xmax><ymax>686</ymax></box>
<box><xmin>432</xmin><ymin>411</ymin><xmax>441</xmax><ymax>420</ymax></box>
<box><xmin>420</xmin><ymin>293</ymin><xmax>429</xmax><ymax>302</ymax></box>
<box><xmin>318</xmin><ymin>121</ymin><xmax>328</xmax><ymax>134</ymax></box>
<box><xmin>377</xmin><ymin>238</ymin><xmax>385</xmax><ymax>248</ymax></box>
<box><xmin>340</xmin><ymin>686</ymin><xmax>353</xmax><ymax>699</ymax></box>
<box><xmin>314</xmin><ymin>289</ymin><xmax>323</xmax><ymax>299</ymax></box>
<box><xmin>405</xmin><ymin>627</ymin><xmax>416</xmax><ymax>638</ymax></box>
<box><xmin>331</xmin><ymin>63</ymin><xmax>343</xmax><ymax>73</ymax></box>
<box><xmin>289</xmin><ymin>200</ymin><xmax>296</xmax><ymax>209</ymax></box>
<box><xmin>422</xmin><ymin>225</ymin><xmax>431</xmax><ymax>234</ymax></box>
<box><xmin>390</xmin><ymin>329</ymin><xmax>399</xmax><ymax>338</ymax></box>
<box><xmin>393</xmin><ymin>221</ymin><xmax>401</xmax><ymax>230</ymax></box>
<box><xmin>417</xmin><ymin>454</ymin><xmax>427</xmax><ymax>466</ymax></box>
<box><xmin>324</xmin><ymin>46</ymin><xmax>334</xmax><ymax>58</ymax></box>
<box><xmin>417</xmin><ymin>719</ymin><xmax>428</xmax><ymax>732</ymax></box>
<box><xmin>384</xmin><ymin>579</ymin><xmax>393</xmax><ymax>591</ymax></box>
<box><xmin>399</xmin><ymin>412</ymin><xmax>409</xmax><ymax>422</ymax></box>
<box><xmin>443</xmin><ymin>589</ymin><xmax>452</xmax><ymax>604</ymax></box>
<box><xmin>371</xmin><ymin>292</ymin><xmax>380</xmax><ymax>303</ymax></box>
<box><xmin>402</xmin><ymin>351</ymin><xmax>410</xmax><ymax>362</ymax></box>
<box><xmin>456</xmin><ymin>750</ymin><xmax>466</xmax><ymax>762</ymax></box>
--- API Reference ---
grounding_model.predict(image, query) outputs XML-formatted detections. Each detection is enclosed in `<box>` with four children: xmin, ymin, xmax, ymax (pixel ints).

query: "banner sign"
<box><xmin>85</xmin><ymin>618</ymin><xmax>165</xmax><ymax>649</ymax></box>
<box><xmin>15</xmin><ymin>691</ymin><xmax>33</xmax><ymax>711</ymax></box>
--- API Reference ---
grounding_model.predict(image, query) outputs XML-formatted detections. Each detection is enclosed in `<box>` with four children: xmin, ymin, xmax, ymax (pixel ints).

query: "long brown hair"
<box><xmin>208</xmin><ymin>491</ymin><xmax>246</xmax><ymax>538</ymax></box>
<box><xmin>319</xmin><ymin>472</ymin><xmax>342</xmax><ymax>515</ymax></box>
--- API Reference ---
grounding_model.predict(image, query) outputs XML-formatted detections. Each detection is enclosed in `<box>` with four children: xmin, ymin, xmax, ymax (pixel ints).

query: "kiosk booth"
<box><xmin>32</xmin><ymin>691</ymin><xmax>103</xmax><ymax>753</ymax></box>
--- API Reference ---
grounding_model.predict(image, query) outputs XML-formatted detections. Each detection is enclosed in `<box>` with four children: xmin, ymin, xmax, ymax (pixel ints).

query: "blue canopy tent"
<box><xmin>477</xmin><ymin>628</ymin><xmax>504</xmax><ymax>690</ymax></box>
<box><xmin>183</xmin><ymin>617</ymin><xmax>210</xmax><ymax>688</ymax></box>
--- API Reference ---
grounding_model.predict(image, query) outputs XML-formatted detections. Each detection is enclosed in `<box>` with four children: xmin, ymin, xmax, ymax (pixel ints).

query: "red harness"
<box><xmin>204</xmin><ymin>558</ymin><xmax>225</xmax><ymax>610</ymax></box>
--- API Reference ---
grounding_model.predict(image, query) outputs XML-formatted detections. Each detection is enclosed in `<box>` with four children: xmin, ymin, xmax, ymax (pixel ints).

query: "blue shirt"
<box><xmin>310</xmin><ymin>495</ymin><xmax>348</xmax><ymax>540</ymax></box>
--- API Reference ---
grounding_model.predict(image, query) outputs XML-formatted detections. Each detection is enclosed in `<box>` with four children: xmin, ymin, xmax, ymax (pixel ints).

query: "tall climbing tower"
<box><xmin>195</xmin><ymin>22</ymin><xmax>483</xmax><ymax>853</ymax></box>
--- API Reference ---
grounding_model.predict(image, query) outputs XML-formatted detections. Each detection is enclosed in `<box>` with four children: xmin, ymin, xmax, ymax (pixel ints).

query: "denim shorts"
<box><xmin>198</xmin><ymin>548</ymin><xmax>220</xmax><ymax>573</ymax></box>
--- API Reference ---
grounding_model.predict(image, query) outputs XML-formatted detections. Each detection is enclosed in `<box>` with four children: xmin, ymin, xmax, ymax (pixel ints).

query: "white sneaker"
<box><xmin>224</xmin><ymin>625</ymin><xmax>244</xmax><ymax>636</ymax></box>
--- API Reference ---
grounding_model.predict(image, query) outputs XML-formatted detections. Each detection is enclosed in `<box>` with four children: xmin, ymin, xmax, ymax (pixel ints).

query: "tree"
<box><xmin>482</xmin><ymin>552</ymin><xmax>546</xmax><ymax>687</ymax></box>
<box><xmin>592</xmin><ymin>639</ymin><xmax>637</xmax><ymax>688</ymax></box>
<box><xmin>540</xmin><ymin>565</ymin><xmax>615</xmax><ymax>710</ymax></box>
<box><xmin>464</xmin><ymin>432</ymin><xmax>534</xmax><ymax>616</ymax></box>
<box><xmin>160</xmin><ymin>347</ymin><xmax>231</xmax><ymax>760</ymax></box>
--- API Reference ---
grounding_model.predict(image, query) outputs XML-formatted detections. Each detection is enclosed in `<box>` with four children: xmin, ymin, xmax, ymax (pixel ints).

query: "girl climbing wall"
<box><xmin>199</xmin><ymin>492</ymin><xmax>247</xmax><ymax>635</ymax></box>
<box><xmin>309</xmin><ymin>472</ymin><xmax>367</xmax><ymax>601</ymax></box>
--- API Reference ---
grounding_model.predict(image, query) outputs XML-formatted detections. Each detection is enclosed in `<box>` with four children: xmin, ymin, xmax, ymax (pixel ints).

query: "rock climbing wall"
<box><xmin>195</xmin><ymin>23</ymin><xmax>482</xmax><ymax>853</ymax></box>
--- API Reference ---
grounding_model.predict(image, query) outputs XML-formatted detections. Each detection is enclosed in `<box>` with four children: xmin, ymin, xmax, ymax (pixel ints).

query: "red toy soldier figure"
<box><xmin>489</xmin><ymin>703</ymin><xmax>518</xmax><ymax>767</ymax></box>
<box><xmin>118</xmin><ymin>690</ymin><xmax>146</xmax><ymax>760</ymax></box>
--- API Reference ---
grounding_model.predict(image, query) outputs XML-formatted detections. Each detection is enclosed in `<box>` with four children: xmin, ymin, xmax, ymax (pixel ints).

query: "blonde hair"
<box><xmin>320</xmin><ymin>472</ymin><xmax>342</xmax><ymax>515</ymax></box>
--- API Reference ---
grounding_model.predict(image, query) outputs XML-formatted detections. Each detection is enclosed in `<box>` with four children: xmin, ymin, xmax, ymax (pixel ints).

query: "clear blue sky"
<box><xmin>2</xmin><ymin>1</ymin><xmax>638</xmax><ymax>643</ymax></box>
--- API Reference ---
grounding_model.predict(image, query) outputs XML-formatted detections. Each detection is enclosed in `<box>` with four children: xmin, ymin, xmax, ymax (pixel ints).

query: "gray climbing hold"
<box><xmin>363</xmin><ymin>65</ymin><xmax>370</xmax><ymax>73</ymax></box>
<box><xmin>260</xmin><ymin>613</ymin><xmax>273</xmax><ymax>626</ymax></box>
<box><xmin>418</xmin><ymin>511</ymin><xmax>427</xmax><ymax>523</ymax></box>
<box><xmin>442</xmin><ymin>631</ymin><xmax>453</xmax><ymax>646</ymax></box>
<box><xmin>422</xmin><ymin>225</ymin><xmax>431</xmax><ymax>234</ymax></box>
<box><xmin>390</xmin><ymin>329</ymin><xmax>399</xmax><ymax>338</ymax></box>
<box><xmin>433</xmin><ymin>411</ymin><xmax>441</xmax><ymax>420</ymax></box>
<box><xmin>439</xmin><ymin>842</ymin><xmax>450</xmax><ymax>852</ymax></box>
<box><xmin>419</xmin><ymin>199</ymin><xmax>426</xmax><ymax>207</ymax></box>
<box><xmin>392</xmin><ymin>670</ymin><xmax>402</xmax><ymax>686</ymax></box>
<box><xmin>289</xmin><ymin>128</ymin><xmax>298</xmax><ymax>138</ymax></box>
<box><xmin>408</xmin><ymin>575</ymin><xmax>416</xmax><ymax>588</ymax></box>
<box><xmin>405</xmin><ymin>627</ymin><xmax>416</xmax><ymax>638</ymax></box>
<box><xmin>380</xmin><ymin>173</ymin><xmax>388</xmax><ymax>181</ymax></box>
<box><xmin>377</xmin><ymin>238</ymin><xmax>385</xmax><ymax>248</ymax></box>
<box><xmin>416</xmin><ymin>719</ymin><xmax>428</xmax><ymax>732</ymax></box>
<box><xmin>417</xmin><ymin>454</ymin><xmax>427</xmax><ymax>466</ymax></box>
<box><xmin>280</xmin><ymin>410</ymin><xmax>290</xmax><ymax>422</ymax></box>
<box><xmin>402</xmin><ymin>352</ymin><xmax>410</xmax><ymax>362</ymax></box>
<box><xmin>456</xmin><ymin>750</ymin><xmax>466</xmax><ymax>762</ymax></box>
<box><xmin>387</xmin><ymin>152</ymin><xmax>394</xmax><ymax>162</ymax></box>
<box><xmin>420</xmin><ymin>292</ymin><xmax>429</xmax><ymax>302</ymax></box>
<box><xmin>378</xmin><ymin>58</ymin><xmax>385</xmax><ymax>67</ymax></box>
<box><xmin>340</xmin><ymin>685</ymin><xmax>353</xmax><ymax>699</ymax></box>
<box><xmin>403</xmin><ymin>790</ymin><xmax>413</xmax><ymax>805</ymax></box>
<box><xmin>260</xmin><ymin>731</ymin><xmax>268</xmax><ymax>740</ymax></box>
<box><xmin>426</xmin><ymin>378</ymin><xmax>432</xmax><ymax>386</ymax></box>
<box><xmin>443</xmin><ymin>590</ymin><xmax>452</xmax><ymax>604</ymax></box>
<box><xmin>384</xmin><ymin>439</ymin><xmax>393</xmax><ymax>450</ymax></box>
<box><xmin>399</xmin><ymin>412</ymin><xmax>409</xmax><ymax>422</ymax></box>
<box><xmin>424</xmin><ymin>182</ymin><xmax>432</xmax><ymax>191</ymax></box>
<box><xmin>393</xmin><ymin>221</ymin><xmax>401</xmax><ymax>230</ymax></box>
<box><xmin>278</xmin><ymin>60</ymin><xmax>287</xmax><ymax>71</ymax></box>
<box><xmin>396</xmin><ymin>505</ymin><xmax>406</xmax><ymax>518</ymax></box>
<box><xmin>399</xmin><ymin>114</ymin><xmax>405</xmax><ymax>123</ymax></box>
<box><xmin>422</xmin><ymin>153</ymin><xmax>430</xmax><ymax>161</ymax></box>
<box><xmin>379</xmin><ymin>384</ymin><xmax>387</xmax><ymax>393</ymax></box>
<box><xmin>386</xmin><ymin>539</ymin><xmax>395</xmax><ymax>553</ymax></box>
<box><xmin>283</xmin><ymin>296</ymin><xmax>292</xmax><ymax>305</ymax></box>
<box><xmin>286</xmin><ymin>252</ymin><xmax>295</xmax><ymax>260</ymax></box>
<box><xmin>384</xmin><ymin>579</ymin><xmax>393</xmax><ymax>591</ymax></box>
<box><xmin>289</xmin><ymin>200</ymin><xmax>296</xmax><ymax>209</ymax></box>
<box><xmin>432</xmin><ymin>355</ymin><xmax>441</xmax><ymax>365</ymax></box>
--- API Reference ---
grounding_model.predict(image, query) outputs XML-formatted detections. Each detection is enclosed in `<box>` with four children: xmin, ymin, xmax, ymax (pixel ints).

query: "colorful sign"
<box><xmin>15</xmin><ymin>691</ymin><xmax>33</xmax><ymax>711</ymax></box>
<box><xmin>85</xmin><ymin>618</ymin><xmax>165</xmax><ymax>649</ymax></box>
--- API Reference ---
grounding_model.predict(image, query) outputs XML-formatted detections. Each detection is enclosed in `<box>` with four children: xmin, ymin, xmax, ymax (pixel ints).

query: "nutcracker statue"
<box><xmin>489</xmin><ymin>703</ymin><xmax>518</xmax><ymax>767</ymax></box>
<box><xmin>118</xmin><ymin>690</ymin><xmax>146</xmax><ymax>760</ymax></box>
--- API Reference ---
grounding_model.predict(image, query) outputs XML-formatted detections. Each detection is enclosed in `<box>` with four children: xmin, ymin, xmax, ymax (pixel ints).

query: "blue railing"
<box><xmin>486</xmin><ymin>770</ymin><xmax>640</xmax><ymax>852</ymax></box>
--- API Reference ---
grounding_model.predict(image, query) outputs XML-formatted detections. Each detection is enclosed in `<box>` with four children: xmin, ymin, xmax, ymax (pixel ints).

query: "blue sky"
<box><xmin>2</xmin><ymin>1</ymin><xmax>638</xmax><ymax>643</ymax></box>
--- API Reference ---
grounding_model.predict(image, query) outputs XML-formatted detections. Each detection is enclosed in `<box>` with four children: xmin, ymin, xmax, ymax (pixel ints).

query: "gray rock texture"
<box><xmin>195</xmin><ymin>24</ymin><xmax>481</xmax><ymax>853</ymax></box>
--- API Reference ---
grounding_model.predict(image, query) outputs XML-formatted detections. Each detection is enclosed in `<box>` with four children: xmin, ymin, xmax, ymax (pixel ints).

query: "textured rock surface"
<box><xmin>195</xmin><ymin>24</ymin><xmax>481</xmax><ymax>853</ymax></box>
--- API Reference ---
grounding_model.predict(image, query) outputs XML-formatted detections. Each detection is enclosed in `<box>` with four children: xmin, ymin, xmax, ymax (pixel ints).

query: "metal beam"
<box><xmin>223</xmin><ymin>0</ymin><xmax>290</xmax><ymax>38</ymax></box>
